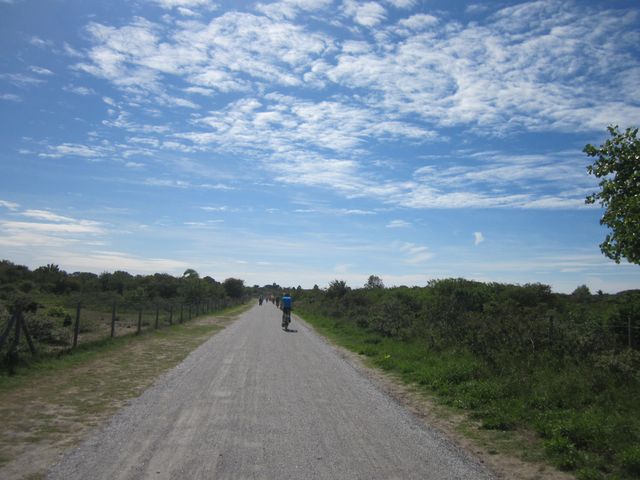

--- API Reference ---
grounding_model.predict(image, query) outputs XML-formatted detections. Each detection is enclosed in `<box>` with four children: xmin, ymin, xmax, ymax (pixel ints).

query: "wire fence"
<box><xmin>0</xmin><ymin>296</ymin><xmax>247</xmax><ymax>362</ymax></box>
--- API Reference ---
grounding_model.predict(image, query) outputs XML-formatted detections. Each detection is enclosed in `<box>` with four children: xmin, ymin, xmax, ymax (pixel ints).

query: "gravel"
<box><xmin>47</xmin><ymin>304</ymin><xmax>495</xmax><ymax>480</ymax></box>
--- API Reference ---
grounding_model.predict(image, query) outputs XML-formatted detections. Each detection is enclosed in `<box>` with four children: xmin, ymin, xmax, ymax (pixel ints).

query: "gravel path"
<box><xmin>47</xmin><ymin>304</ymin><xmax>495</xmax><ymax>480</ymax></box>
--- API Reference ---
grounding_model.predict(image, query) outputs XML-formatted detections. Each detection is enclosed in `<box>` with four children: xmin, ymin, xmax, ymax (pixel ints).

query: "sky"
<box><xmin>1</xmin><ymin>0</ymin><xmax>639</xmax><ymax>293</ymax></box>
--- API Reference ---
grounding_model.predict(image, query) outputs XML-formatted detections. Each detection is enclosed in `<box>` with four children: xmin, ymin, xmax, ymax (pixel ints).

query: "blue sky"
<box><xmin>1</xmin><ymin>0</ymin><xmax>639</xmax><ymax>293</ymax></box>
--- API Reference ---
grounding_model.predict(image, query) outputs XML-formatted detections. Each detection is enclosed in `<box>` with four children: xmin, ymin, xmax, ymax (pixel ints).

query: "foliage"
<box><xmin>326</xmin><ymin>279</ymin><xmax>350</xmax><ymax>298</ymax></box>
<box><xmin>0</xmin><ymin>261</ymin><xmax>250</xmax><ymax>375</ymax></box>
<box><xmin>364</xmin><ymin>275</ymin><xmax>384</xmax><ymax>289</ymax></box>
<box><xmin>296</xmin><ymin>279</ymin><xmax>640</xmax><ymax>479</ymax></box>
<box><xmin>585</xmin><ymin>125</ymin><xmax>640</xmax><ymax>264</ymax></box>
<box><xmin>223</xmin><ymin>278</ymin><xmax>245</xmax><ymax>299</ymax></box>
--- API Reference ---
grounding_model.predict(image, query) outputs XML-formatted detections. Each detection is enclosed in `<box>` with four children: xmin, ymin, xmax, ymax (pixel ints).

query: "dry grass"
<box><xmin>0</xmin><ymin>307</ymin><xmax>246</xmax><ymax>480</ymax></box>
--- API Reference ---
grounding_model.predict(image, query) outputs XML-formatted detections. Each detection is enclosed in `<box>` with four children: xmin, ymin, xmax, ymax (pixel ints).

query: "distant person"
<box><xmin>275</xmin><ymin>296</ymin><xmax>280</xmax><ymax>308</ymax></box>
<box><xmin>281</xmin><ymin>292</ymin><xmax>292</xmax><ymax>329</ymax></box>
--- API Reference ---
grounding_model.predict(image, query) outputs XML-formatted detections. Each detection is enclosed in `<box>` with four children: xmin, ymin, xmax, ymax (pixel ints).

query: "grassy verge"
<box><xmin>298</xmin><ymin>309</ymin><xmax>640</xmax><ymax>480</ymax></box>
<box><xmin>0</xmin><ymin>302</ymin><xmax>250</xmax><ymax>480</ymax></box>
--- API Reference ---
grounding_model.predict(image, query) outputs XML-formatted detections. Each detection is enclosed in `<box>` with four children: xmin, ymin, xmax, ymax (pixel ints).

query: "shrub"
<box><xmin>544</xmin><ymin>436</ymin><xmax>580</xmax><ymax>470</ymax></box>
<box><xmin>619</xmin><ymin>445</ymin><xmax>640</xmax><ymax>476</ymax></box>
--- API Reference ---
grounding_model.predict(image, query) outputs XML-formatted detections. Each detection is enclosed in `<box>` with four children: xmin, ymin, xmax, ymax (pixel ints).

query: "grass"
<box><xmin>298</xmin><ymin>309</ymin><xmax>640</xmax><ymax>480</ymax></box>
<box><xmin>0</xmin><ymin>302</ymin><xmax>250</xmax><ymax>479</ymax></box>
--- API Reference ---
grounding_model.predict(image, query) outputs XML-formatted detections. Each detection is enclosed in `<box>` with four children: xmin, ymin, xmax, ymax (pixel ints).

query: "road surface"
<box><xmin>47</xmin><ymin>304</ymin><xmax>494</xmax><ymax>480</ymax></box>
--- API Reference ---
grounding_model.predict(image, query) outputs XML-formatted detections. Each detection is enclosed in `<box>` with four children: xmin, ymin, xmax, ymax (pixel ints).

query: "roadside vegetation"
<box><xmin>0</xmin><ymin>261</ymin><xmax>254</xmax><ymax>373</ymax></box>
<box><xmin>297</xmin><ymin>278</ymin><xmax>640</xmax><ymax>480</ymax></box>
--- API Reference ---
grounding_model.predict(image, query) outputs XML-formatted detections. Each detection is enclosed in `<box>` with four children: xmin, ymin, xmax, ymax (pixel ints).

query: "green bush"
<box><xmin>544</xmin><ymin>435</ymin><xmax>581</xmax><ymax>470</ymax></box>
<box><xmin>619</xmin><ymin>445</ymin><xmax>640</xmax><ymax>476</ymax></box>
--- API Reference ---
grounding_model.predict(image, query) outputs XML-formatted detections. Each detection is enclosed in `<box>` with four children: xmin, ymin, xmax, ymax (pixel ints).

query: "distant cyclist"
<box><xmin>281</xmin><ymin>292</ymin><xmax>292</xmax><ymax>329</ymax></box>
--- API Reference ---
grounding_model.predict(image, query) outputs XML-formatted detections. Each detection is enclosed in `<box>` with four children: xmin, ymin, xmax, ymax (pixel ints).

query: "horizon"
<box><xmin>1</xmin><ymin>0</ymin><xmax>639</xmax><ymax>294</ymax></box>
<box><xmin>4</xmin><ymin>257</ymin><xmax>639</xmax><ymax>295</ymax></box>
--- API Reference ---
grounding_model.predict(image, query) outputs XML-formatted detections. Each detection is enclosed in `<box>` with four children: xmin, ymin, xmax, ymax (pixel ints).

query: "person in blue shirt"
<box><xmin>281</xmin><ymin>292</ymin><xmax>292</xmax><ymax>329</ymax></box>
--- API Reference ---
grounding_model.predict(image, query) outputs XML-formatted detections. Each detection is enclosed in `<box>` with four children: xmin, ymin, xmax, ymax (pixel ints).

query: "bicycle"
<box><xmin>282</xmin><ymin>310</ymin><xmax>291</xmax><ymax>331</ymax></box>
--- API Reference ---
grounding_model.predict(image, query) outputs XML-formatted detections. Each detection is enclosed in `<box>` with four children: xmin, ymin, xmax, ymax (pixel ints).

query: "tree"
<box><xmin>99</xmin><ymin>270</ymin><xmax>133</xmax><ymax>295</ymax></box>
<box><xmin>585</xmin><ymin>125</ymin><xmax>640</xmax><ymax>264</ymax></box>
<box><xmin>572</xmin><ymin>284</ymin><xmax>591</xmax><ymax>302</ymax></box>
<box><xmin>223</xmin><ymin>278</ymin><xmax>245</xmax><ymax>299</ymax></box>
<box><xmin>327</xmin><ymin>279</ymin><xmax>349</xmax><ymax>298</ymax></box>
<box><xmin>182</xmin><ymin>268</ymin><xmax>199</xmax><ymax>279</ymax></box>
<box><xmin>364</xmin><ymin>275</ymin><xmax>384</xmax><ymax>289</ymax></box>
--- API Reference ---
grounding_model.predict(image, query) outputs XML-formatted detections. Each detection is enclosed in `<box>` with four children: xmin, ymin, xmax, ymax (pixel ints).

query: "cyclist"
<box><xmin>281</xmin><ymin>292</ymin><xmax>292</xmax><ymax>329</ymax></box>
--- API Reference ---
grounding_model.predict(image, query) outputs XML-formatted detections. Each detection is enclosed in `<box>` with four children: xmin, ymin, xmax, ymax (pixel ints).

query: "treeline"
<box><xmin>0</xmin><ymin>260</ymin><xmax>256</xmax><ymax>370</ymax></box>
<box><xmin>300</xmin><ymin>277</ymin><xmax>640</xmax><ymax>361</ymax></box>
<box><xmin>0</xmin><ymin>260</ymin><xmax>248</xmax><ymax>308</ymax></box>
<box><xmin>296</xmin><ymin>277</ymin><xmax>640</xmax><ymax>478</ymax></box>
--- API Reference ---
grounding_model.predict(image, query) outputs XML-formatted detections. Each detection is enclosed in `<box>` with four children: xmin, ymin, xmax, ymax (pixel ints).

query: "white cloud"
<box><xmin>144</xmin><ymin>178</ymin><xmax>191</xmax><ymax>188</ymax></box>
<box><xmin>0</xmin><ymin>73</ymin><xmax>45</xmax><ymax>87</ymax></box>
<box><xmin>256</xmin><ymin>0</ymin><xmax>334</xmax><ymax>20</ymax></box>
<box><xmin>396</xmin><ymin>241</ymin><xmax>434</xmax><ymax>264</ymax></box>
<box><xmin>0</xmin><ymin>93</ymin><xmax>21</xmax><ymax>102</ymax></box>
<box><xmin>386</xmin><ymin>219</ymin><xmax>409</xmax><ymax>228</ymax></box>
<box><xmin>397</xmin><ymin>14</ymin><xmax>438</xmax><ymax>31</ymax></box>
<box><xmin>473</xmin><ymin>231</ymin><xmax>484</xmax><ymax>245</ymax></box>
<box><xmin>30</xmin><ymin>66</ymin><xmax>53</xmax><ymax>75</ymax></box>
<box><xmin>0</xmin><ymin>200</ymin><xmax>19</xmax><ymax>210</ymax></box>
<box><xmin>150</xmin><ymin>0</ymin><xmax>214</xmax><ymax>9</ymax></box>
<box><xmin>339</xmin><ymin>209</ymin><xmax>376</xmax><ymax>215</ymax></box>
<box><xmin>343</xmin><ymin>1</ymin><xmax>387</xmax><ymax>27</ymax></box>
<box><xmin>200</xmin><ymin>206</ymin><xmax>228</xmax><ymax>212</ymax></box>
<box><xmin>63</xmin><ymin>42</ymin><xmax>83</xmax><ymax>58</ymax></box>
<box><xmin>59</xmin><ymin>0</ymin><xmax>638</xmax><ymax>214</ymax></box>
<box><xmin>0</xmin><ymin>207</ymin><xmax>105</xmax><ymax>251</ymax></box>
<box><xmin>78</xmin><ymin>12</ymin><xmax>335</xmax><ymax>98</ymax></box>
<box><xmin>56</xmin><ymin>251</ymin><xmax>190</xmax><ymax>275</ymax></box>
<box><xmin>125</xmin><ymin>161</ymin><xmax>145</xmax><ymax>168</ymax></box>
<box><xmin>29</xmin><ymin>36</ymin><xmax>54</xmax><ymax>48</ymax></box>
<box><xmin>64</xmin><ymin>85</ymin><xmax>95</xmax><ymax>95</ymax></box>
<box><xmin>179</xmin><ymin>94</ymin><xmax>434</xmax><ymax>160</ymax></box>
<box><xmin>201</xmin><ymin>183</ymin><xmax>234</xmax><ymax>190</ymax></box>
<box><xmin>326</xmin><ymin>1</ymin><xmax>640</xmax><ymax>133</ymax></box>
<box><xmin>40</xmin><ymin>143</ymin><xmax>106</xmax><ymax>158</ymax></box>
<box><xmin>2</xmin><ymin>220</ymin><xmax>103</xmax><ymax>235</ymax></box>
<box><xmin>21</xmin><ymin>210</ymin><xmax>76</xmax><ymax>222</ymax></box>
<box><xmin>385</xmin><ymin>0</ymin><xmax>416</xmax><ymax>8</ymax></box>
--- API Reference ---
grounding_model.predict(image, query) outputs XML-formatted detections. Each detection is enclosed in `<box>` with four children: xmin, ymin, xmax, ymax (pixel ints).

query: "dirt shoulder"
<box><xmin>301</xmin><ymin>318</ymin><xmax>574</xmax><ymax>480</ymax></box>
<box><xmin>0</xmin><ymin>313</ymin><xmax>238</xmax><ymax>480</ymax></box>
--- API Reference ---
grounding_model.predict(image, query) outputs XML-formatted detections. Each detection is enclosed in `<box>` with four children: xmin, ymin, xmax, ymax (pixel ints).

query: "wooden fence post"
<box><xmin>19</xmin><ymin>310</ymin><xmax>36</xmax><ymax>354</ymax></box>
<box><xmin>1</xmin><ymin>309</ymin><xmax>35</xmax><ymax>356</ymax></box>
<box><xmin>73</xmin><ymin>302</ymin><xmax>81</xmax><ymax>348</ymax></box>
<box><xmin>0</xmin><ymin>313</ymin><xmax>17</xmax><ymax>352</ymax></box>
<box><xmin>110</xmin><ymin>302</ymin><xmax>116</xmax><ymax>338</ymax></box>
<box><xmin>12</xmin><ymin>310</ymin><xmax>22</xmax><ymax>352</ymax></box>
<box><xmin>137</xmin><ymin>309</ymin><xmax>142</xmax><ymax>335</ymax></box>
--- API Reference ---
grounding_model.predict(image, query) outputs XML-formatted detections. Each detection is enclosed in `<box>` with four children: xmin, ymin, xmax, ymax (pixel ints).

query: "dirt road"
<box><xmin>47</xmin><ymin>304</ymin><xmax>494</xmax><ymax>480</ymax></box>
